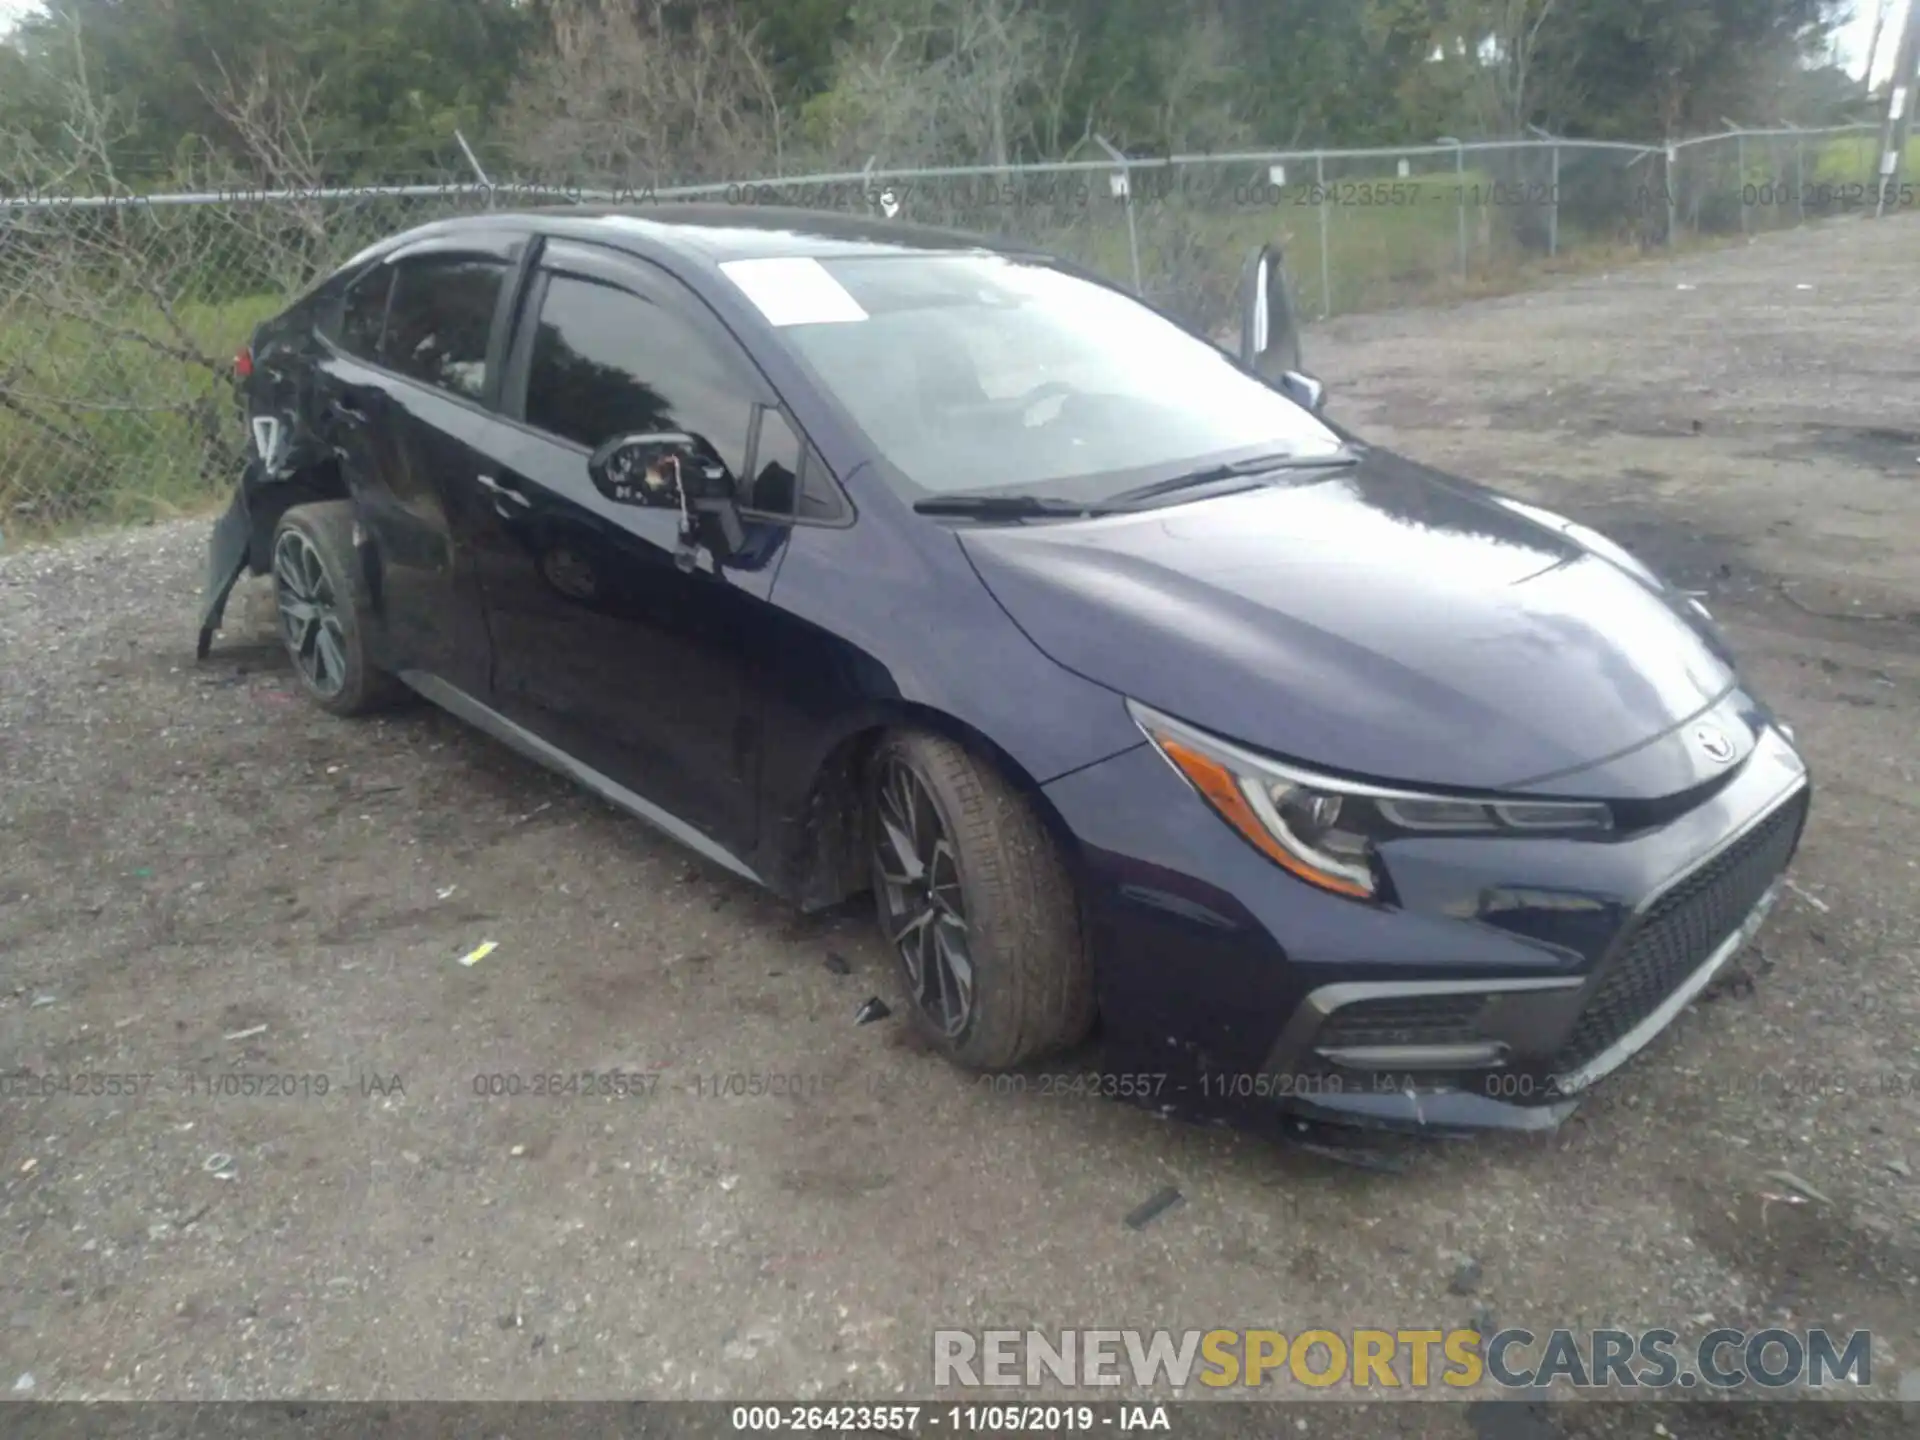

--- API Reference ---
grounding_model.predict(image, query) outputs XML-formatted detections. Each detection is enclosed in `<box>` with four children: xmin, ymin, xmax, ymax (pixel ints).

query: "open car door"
<box><xmin>1237</xmin><ymin>242</ymin><xmax>1326</xmax><ymax>414</ymax></box>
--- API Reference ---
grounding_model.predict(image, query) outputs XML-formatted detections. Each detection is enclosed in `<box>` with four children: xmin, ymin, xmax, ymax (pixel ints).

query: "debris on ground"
<box><xmin>1762</xmin><ymin>1169</ymin><xmax>1834</xmax><ymax>1206</ymax></box>
<box><xmin>458</xmin><ymin>940</ymin><xmax>498</xmax><ymax>968</ymax></box>
<box><xmin>1887</xmin><ymin>1158</ymin><xmax>1911</xmax><ymax>1178</ymax></box>
<box><xmin>223</xmin><ymin>1023</ymin><xmax>268</xmax><ymax>1041</ymax></box>
<box><xmin>824</xmin><ymin>951</ymin><xmax>852</xmax><ymax>976</ymax></box>
<box><xmin>1123</xmin><ymin>1185</ymin><xmax>1184</xmax><ymax>1230</ymax></box>
<box><xmin>1449</xmin><ymin>1257</ymin><xmax>1484</xmax><ymax>1296</ymax></box>
<box><xmin>202</xmin><ymin>1153</ymin><xmax>235</xmax><ymax>1178</ymax></box>
<box><xmin>1784</xmin><ymin>878</ymin><xmax>1829</xmax><ymax>913</ymax></box>
<box><xmin>30</xmin><ymin>994</ymin><xmax>57</xmax><ymax>1009</ymax></box>
<box><xmin>854</xmin><ymin>997</ymin><xmax>891</xmax><ymax>1025</ymax></box>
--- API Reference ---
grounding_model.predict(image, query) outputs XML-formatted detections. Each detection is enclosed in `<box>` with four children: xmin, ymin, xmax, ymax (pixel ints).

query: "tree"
<box><xmin>3</xmin><ymin>0</ymin><xmax>534</xmax><ymax>184</ymax></box>
<box><xmin>503</xmin><ymin>1</ymin><xmax>787</xmax><ymax>184</ymax></box>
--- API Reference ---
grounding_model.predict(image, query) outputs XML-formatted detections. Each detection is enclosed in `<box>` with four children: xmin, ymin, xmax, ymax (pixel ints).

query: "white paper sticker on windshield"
<box><xmin>720</xmin><ymin>258</ymin><xmax>868</xmax><ymax>327</ymax></box>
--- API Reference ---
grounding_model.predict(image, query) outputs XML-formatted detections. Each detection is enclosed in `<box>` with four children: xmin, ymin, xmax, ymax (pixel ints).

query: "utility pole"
<box><xmin>1864</xmin><ymin>0</ymin><xmax>1894</xmax><ymax>98</ymax></box>
<box><xmin>1875</xmin><ymin>0</ymin><xmax>1920</xmax><ymax>217</ymax></box>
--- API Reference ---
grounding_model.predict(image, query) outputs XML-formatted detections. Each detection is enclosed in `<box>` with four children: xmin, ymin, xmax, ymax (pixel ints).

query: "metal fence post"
<box><xmin>1795</xmin><ymin>135</ymin><xmax>1805</xmax><ymax>223</ymax></box>
<box><xmin>454</xmin><ymin>129</ymin><xmax>493</xmax><ymax>209</ymax></box>
<box><xmin>1316</xmin><ymin>152</ymin><xmax>1332</xmax><ymax>318</ymax></box>
<box><xmin>1666</xmin><ymin>142</ymin><xmax>1678</xmax><ymax>246</ymax></box>
<box><xmin>1094</xmin><ymin>134</ymin><xmax>1143</xmax><ymax>295</ymax></box>
<box><xmin>1735</xmin><ymin>130</ymin><xmax>1748</xmax><ymax>233</ymax></box>
<box><xmin>1548</xmin><ymin>142</ymin><xmax>1560</xmax><ymax>257</ymax></box>
<box><xmin>1455</xmin><ymin>143</ymin><xmax>1467</xmax><ymax>282</ymax></box>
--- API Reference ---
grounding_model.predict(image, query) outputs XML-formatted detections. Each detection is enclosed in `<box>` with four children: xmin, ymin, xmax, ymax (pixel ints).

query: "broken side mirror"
<box><xmin>587</xmin><ymin>430</ymin><xmax>745</xmax><ymax>563</ymax></box>
<box><xmin>1238</xmin><ymin>243</ymin><xmax>1327</xmax><ymax>412</ymax></box>
<box><xmin>1279</xmin><ymin>372</ymin><xmax>1326</xmax><ymax>413</ymax></box>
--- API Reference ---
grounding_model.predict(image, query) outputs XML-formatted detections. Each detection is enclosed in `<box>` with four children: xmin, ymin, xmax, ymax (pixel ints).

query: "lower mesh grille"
<box><xmin>1551</xmin><ymin>788</ymin><xmax>1808</xmax><ymax>1076</ymax></box>
<box><xmin>1315</xmin><ymin>993</ymin><xmax>1488</xmax><ymax>1051</ymax></box>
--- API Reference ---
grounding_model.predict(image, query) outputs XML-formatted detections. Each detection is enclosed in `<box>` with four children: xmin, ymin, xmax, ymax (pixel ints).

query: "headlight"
<box><xmin>1129</xmin><ymin>701</ymin><xmax>1612</xmax><ymax>900</ymax></box>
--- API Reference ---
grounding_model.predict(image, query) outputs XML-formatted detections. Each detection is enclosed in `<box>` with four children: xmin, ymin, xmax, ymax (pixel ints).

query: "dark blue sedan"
<box><xmin>200</xmin><ymin>205</ymin><xmax>1810</xmax><ymax>1138</ymax></box>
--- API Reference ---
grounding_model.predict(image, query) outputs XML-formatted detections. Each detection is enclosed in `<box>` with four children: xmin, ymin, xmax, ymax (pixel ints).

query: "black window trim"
<box><xmin>314</xmin><ymin>231</ymin><xmax>528</xmax><ymax>415</ymax></box>
<box><xmin>498</xmin><ymin>235</ymin><xmax>856</xmax><ymax>530</ymax></box>
<box><xmin>738</xmin><ymin>403</ymin><xmax>847</xmax><ymax>527</ymax></box>
<box><xmin>325</xmin><ymin>262</ymin><xmax>397</xmax><ymax>364</ymax></box>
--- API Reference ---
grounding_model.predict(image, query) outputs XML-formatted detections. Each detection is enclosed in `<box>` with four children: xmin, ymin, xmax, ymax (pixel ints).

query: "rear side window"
<box><xmin>383</xmin><ymin>256</ymin><xmax>508</xmax><ymax>401</ymax></box>
<box><xmin>523</xmin><ymin>272</ymin><xmax>752</xmax><ymax>478</ymax></box>
<box><xmin>333</xmin><ymin>266</ymin><xmax>393</xmax><ymax>360</ymax></box>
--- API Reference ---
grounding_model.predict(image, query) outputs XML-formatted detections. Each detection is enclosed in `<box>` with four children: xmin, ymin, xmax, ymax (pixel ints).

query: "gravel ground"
<box><xmin>2</xmin><ymin>211</ymin><xmax>1917</xmax><ymax>1437</ymax></box>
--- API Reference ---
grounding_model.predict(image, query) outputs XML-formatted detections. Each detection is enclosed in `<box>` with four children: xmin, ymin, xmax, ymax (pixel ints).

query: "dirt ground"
<box><xmin>1</xmin><ymin>210</ymin><xmax>1917</xmax><ymax>1436</ymax></box>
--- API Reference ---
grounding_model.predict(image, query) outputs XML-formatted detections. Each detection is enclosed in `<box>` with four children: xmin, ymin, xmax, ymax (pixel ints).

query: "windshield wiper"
<box><xmin>913</xmin><ymin>493</ymin><xmax>1113</xmax><ymax>519</ymax></box>
<box><xmin>1106</xmin><ymin>449</ymin><xmax>1360</xmax><ymax>510</ymax></box>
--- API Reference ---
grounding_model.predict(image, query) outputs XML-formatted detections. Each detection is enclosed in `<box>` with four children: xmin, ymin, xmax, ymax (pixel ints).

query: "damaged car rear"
<box><xmin>199</xmin><ymin>205</ymin><xmax>1810</xmax><ymax>1141</ymax></box>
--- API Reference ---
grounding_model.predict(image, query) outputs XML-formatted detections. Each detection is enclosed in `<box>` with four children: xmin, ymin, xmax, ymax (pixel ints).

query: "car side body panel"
<box><xmin>197</xmin><ymin>206</ymin><xmax>1811</xmax><ymax>1142</ymax></box>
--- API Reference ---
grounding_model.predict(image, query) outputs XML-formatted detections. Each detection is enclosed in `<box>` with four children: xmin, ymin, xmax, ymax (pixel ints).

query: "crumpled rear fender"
<box><xmin>196</xmin><ymin>442</ymin><xmax>348</xmax><ymax>659</ymax></box>
<box><xmin>197</xmin><ymin>461</ymin><xmax>260</xmax><ymax>660</ymax></box>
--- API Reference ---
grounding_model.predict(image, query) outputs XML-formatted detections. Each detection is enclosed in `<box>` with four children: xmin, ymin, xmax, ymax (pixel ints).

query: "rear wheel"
<box><xmin>868</xmin><ymin>731</ymin><xmax>1095</xmax><ymax>1069</ymax></box>
<box><xmin>271</xmin><ymin>502</ymin><xmax>406</xmax><ymax>717</ymax></box>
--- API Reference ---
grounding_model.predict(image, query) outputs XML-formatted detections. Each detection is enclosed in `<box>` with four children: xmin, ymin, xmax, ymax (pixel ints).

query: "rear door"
<box><xmin>469</xmin><ymin>240</ymin><xmax>794</xmax><ymax>859</ymax></box>
<box><xmin>313</xmin><ymin>232</ymin><xmax>525</xmax><ymax>694</ymax></box>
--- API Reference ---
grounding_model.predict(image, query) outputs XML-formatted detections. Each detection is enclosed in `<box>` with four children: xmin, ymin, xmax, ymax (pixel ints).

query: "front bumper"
<box><xmin>1042</xmin><ymin>703</ymin><xmax>1810</xmax><ymax>1137</ymax></box>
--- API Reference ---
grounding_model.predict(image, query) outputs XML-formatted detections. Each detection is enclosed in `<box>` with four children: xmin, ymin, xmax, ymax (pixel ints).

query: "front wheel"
<box><xmin>867</xmin><ymin>731</ymin><xmax>1095</xmax><ymax>1069</ymax></box>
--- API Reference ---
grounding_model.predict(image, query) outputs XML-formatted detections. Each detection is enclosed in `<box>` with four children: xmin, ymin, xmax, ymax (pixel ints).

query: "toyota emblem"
<box><xmin>1693</xmin><ymin>722</ymin><xmax>1736</xmax><ymax>764</ymax></box>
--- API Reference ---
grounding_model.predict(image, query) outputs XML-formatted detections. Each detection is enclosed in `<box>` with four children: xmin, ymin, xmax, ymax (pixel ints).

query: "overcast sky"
<box><xmin>0</xmin><ymin>0</ymin><xmax>1910</xmax><ymax>86</ymax></box>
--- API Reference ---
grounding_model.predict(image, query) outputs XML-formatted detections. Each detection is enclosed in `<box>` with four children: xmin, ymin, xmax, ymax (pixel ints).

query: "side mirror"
<box><xmin>588</xmin><ymin>431</ymin><xmax>734</xmax><ymax>508</ymax></box>
<box><xmin>587</xmin><ymin>430</ymin><xmax>745</xmax><ymax>562</ymax></box>
<box><xmin>1238</xmin><ymin>242</ymin><xmax>1304</xmax><ymax>383</ymax></box>
<box><xmin>1278</xmin><ymin>371</ymin><xmax>1326</xmax><ymax>413</ymax></box>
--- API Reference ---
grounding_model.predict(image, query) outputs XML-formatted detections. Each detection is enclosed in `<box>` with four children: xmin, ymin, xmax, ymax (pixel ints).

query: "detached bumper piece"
<box><xmin>198</xmin><ymin>480</ymin><xmax>255</xmax><ymax>660</ymax></box>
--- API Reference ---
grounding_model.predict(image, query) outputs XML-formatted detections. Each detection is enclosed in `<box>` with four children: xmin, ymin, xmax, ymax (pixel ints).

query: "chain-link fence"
<box><xmin>0</xmin><ymin>123</ymin><xmax>1903</xmax><ymax>538</ymax></box>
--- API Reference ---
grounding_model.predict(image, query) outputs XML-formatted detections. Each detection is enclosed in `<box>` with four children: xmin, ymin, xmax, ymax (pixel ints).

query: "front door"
<box><xmin>471</xmin><ymin>241</ymin><xmax>791</xmax><ymax>860</ymax></box>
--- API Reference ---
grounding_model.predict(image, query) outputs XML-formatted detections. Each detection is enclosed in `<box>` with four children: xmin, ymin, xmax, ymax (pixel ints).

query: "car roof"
<box><xmin>402</xmin><ymin>203</ymin><xmax>1043</xmax><ymax>264</ymax></box>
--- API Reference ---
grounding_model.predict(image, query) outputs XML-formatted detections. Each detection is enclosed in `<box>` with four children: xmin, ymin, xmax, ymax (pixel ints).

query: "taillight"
<box><xmin>234</xmin><ymin>345</ymin><xmax>254</xmax><ymax>379</ymax></box>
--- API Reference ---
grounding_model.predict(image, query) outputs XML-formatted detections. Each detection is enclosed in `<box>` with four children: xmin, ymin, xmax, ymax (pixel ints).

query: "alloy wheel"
<box><xmin>273</xmin><ymin>528</ymin><xmax>349</xmax><ymax>698</ymax></box>
<box><xmin>874</xmin><ymin>756</ymin><xmax>975</xmax><ymax>1038</ymax></box>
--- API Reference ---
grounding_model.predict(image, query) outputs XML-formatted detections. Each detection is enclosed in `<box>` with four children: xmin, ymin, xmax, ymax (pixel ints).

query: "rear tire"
<box><xmin>270</xmin><ymin>501</ymin><xmax>406</xmax><ymax>717</ymax></box>
<box><xmin>867</xmin><ymin>730</ymin><xmax>1095</xmax><ymax>1070</ymax></box>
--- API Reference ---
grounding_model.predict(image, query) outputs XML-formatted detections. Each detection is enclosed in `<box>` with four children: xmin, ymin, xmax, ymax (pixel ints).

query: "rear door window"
<box><xmin>332</xmin><ymin>266</ymin><xmax>394</xmax><ymax>360</ymax></box>
<box><xmin>382</xmin><ymin>256</ymin><xmax>509</xmax><ymax>402</ymax></box>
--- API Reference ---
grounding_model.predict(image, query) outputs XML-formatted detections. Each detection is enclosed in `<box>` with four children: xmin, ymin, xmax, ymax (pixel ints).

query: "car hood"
<box><xmin>957</xmin><ymin>449</ymin><xmax>1742</xmax><ymax>795</ymax></box>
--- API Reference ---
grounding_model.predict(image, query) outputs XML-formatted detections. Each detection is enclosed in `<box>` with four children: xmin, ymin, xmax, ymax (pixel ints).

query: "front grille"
<box><xmin>1551</xmin><ymin>788</ymin><xmax>1809</xmax><ymax>1076</ymax></box>
<box><xmin>1316</xmin><ymin>993</ymin><xmax>1488</xmax><ymax>1051</ymax></box>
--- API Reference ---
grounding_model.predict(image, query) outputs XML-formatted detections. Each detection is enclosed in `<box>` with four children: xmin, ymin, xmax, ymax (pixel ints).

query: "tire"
<box><xmin>270</xmin><ymin>501</ymin><xmax>406</xmax><ymax>717</ymax></box>
<box><xmin>867</xmin><ymin>730</ymin><xmax>1095</xmax><ymax>1069</ymax></box>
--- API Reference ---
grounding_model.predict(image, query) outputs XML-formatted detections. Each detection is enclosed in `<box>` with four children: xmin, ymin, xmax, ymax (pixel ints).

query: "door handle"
<box><xmin>477</xmin><ymin>474</ymin><xmax>532</xmax><ymax>509</ymax></box>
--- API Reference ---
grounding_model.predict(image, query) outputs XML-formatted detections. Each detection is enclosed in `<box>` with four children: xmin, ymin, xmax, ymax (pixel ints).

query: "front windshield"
<box><xmin>724</xmin><ymin>253</ymin><xmax>1344</xmax><ymax>501</ymax></box>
